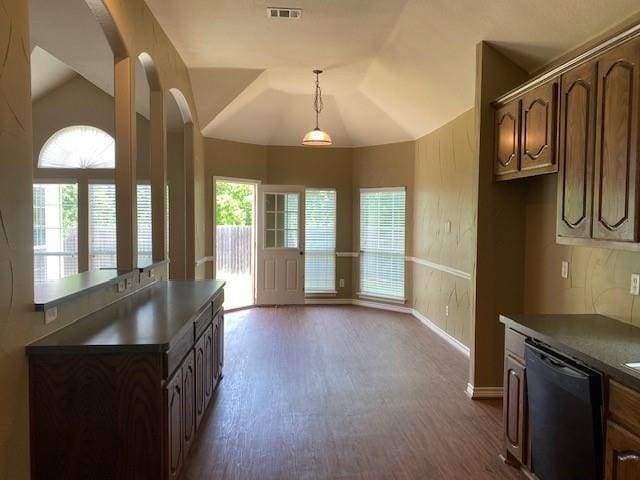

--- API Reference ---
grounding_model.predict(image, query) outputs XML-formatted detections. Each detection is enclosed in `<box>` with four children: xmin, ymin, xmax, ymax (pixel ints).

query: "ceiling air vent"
<box><xmin>267</xmin><ymin>7</ymin><xmax>302</xmax><ymax>19</ymax></box>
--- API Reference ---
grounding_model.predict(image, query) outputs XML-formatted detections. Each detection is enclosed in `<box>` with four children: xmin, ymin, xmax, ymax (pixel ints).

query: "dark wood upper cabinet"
<box><xmin>494</xmin><ymin>101</ymin><xmax>520</xmax><ymax>178</ymax></box>
<box><xmin>557</xmin><ymin>62</ymin><xmax>597</xmax><ymax>239</ymax></box>
<box><xmin>521</xmin><ymin>81</ymin><xmax>558</xmax><ymax>173</ymax></box>
<box><xmin>593</xmin><ymin>37</ymin><xmax>640</xmax><ymax>242</ymax></box>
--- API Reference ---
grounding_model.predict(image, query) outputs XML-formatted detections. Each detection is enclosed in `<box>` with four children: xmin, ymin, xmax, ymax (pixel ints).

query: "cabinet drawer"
<box><xmin>609</xmin><ymin>380</ymin><xmax>640</xmax><ymax>436</ymax></box>
<box><xmin>165</xmin><ymin>328</ymin><xmax>194</xmax><ymax>379</ymax></box>
<box><xmin>505</xmin><ymin>328</ymin><xmax>527</xmax><ymax>360</ymax></box>
<box><xmin>193</xmin><ymin>302</ymin><xmax>213</xmax><ymax>341</ymax></box>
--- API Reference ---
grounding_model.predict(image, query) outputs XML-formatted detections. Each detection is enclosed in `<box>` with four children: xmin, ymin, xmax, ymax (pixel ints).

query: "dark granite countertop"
<box><xmin>28</xmin><ymin>280</ymin><xmax>225</xmax><ymax>355</ymax></box>
<box><xmin>500</xmin><ymin>313</ymin><xmax>640</xmax><ymax>391</ymax></box>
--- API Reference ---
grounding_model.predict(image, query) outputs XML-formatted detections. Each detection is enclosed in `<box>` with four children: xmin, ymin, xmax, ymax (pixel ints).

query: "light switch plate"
<box><xmin>125</xmin><ymin>277</ymin><xmax>133</xmax><ymax>290</ymax></box>
<box><xmin>117</xmin><ymin>281</ymin><xmax>125</xmax><ymax>293</ymax></box>
<box><xmin>445</xmin><ymin>305</ymin><xmax>449</xmax><ymax>316</ymax></box>
<box><xmin>339</xmin><ymin>278</ymin><xmax>345</xmax><ymax>288</ymax></box>
<box><xmin>631</xmin><ymin>274</ymin><xmax>640</xmax><ymax>295</ymax></box>
<box><xmin>445</xmin><ymin>221</ymin><xmax>452</xmax><ymax>233</ymax></box>
<box><xmin>561</xmin><ymin>261</ymin><xmax>569</xmax><ymax>279</ymax></box>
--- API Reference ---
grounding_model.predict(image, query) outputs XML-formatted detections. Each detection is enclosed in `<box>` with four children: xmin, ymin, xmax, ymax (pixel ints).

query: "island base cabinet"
<box><xmin>605</xmin><ymin>421</ymin><xmax>640</xmax><ymax>480</ymax></box>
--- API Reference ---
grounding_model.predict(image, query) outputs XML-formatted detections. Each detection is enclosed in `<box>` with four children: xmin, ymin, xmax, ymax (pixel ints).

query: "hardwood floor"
<box><xmin>183</xmin><ymin>306</ymin><xmax>523</xmax><ymax>480</ymax></box>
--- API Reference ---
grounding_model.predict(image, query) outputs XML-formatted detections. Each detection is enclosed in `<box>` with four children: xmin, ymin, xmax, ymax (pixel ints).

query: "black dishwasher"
<box><xmin>525</xmin><ymin>340</ymin><xmax>603</xmax><ymax>480</ymax></box>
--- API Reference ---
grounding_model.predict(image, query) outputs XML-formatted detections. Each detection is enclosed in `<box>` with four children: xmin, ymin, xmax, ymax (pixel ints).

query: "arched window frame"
<box><xmin>38</xmin><ymin>125</ymin><xmax>115</xmax><ymax>169</ymax></box>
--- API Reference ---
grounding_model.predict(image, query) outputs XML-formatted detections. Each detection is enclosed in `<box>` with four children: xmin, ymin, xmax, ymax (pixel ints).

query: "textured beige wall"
<box><xmin>412</xmin><ymin>109</ymin><xmax>475</xmax><ymax>346</ymax></box>
<box><xmin>0</xmin><ymin>0</ymin><xmax>203</xmax><ymax>477</ymax></box>
<box><xmin>524</xmin><ymin>175</ymin><xmax>640</xmax><ymax>326</ymax></box>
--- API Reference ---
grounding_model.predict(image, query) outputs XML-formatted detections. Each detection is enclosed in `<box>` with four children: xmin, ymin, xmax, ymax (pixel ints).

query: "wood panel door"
<box><xmin>494</xmin><ymin>101</ymin><xmax>520</xmax><ymax>178</ymax></box>
<box><xmin>165</xmin><ymin>369</ymin><xmax>183</xmax><ymax>480</ymax></box>
<box><xmin>218</xmin><ymin>312</ymin><xmax>225</xmax><ymax>375</ymax></box>
<box><xmin>213</xmin><ymin>320</ymin><xmax>221</xmax><ymax>381</ymax></box>
<box><xmin>194</xmin><ymin>334</ymin><xmax>206</xmax><ymax>430</ymax></box>
<box><xmin>503</xmin><ymin>353</ymin><xmax>527</xmax><ymax>466</ymax></box>
<box><xmin>593</xmin><ymin>38</ymin><xmax>640</xmax><ymax>242</ymax></box>
<box><xmin>521</xmin><ymin>81</ymin><xmax>558</xmax><ymax>173</ymax></box>
<box><xmin>605</xmin><ymin>421</ymin><xmax>640</xmax><ymax>480</ymax></box>
<box><xmin>182</xmin><ymin>351</ymin><xmax>195</xmax><ymax>457</ymax></box>
<box><xmin>204</xmin><ymin>324</ymin><xmax>214</xmax><ymax>409</ymax></box>
<box><xmin>557</xmin><ymin>62</ymin><xmax>597</xmax><ymax>239</ymax></box>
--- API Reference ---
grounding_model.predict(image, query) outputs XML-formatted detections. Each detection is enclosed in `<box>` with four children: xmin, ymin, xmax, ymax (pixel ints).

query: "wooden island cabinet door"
<box><xmin>503</xmin><ymin>353</ymin><xmax>527</xmax><ymax>466</ymax></box>
<box><xmin>557</xmin><ymin>62</ymin><xmax>597</xmax><ymax>239</ymax></box>
<box><xmin>593</xmin><ymin>38</ymin><xmax>640</xmax><ymax>242</ymax></box>
<box><xmin>182</xmin><ymin>351</ymin><xmax>196</xmax><ymax>457</ymax></box>
<box><xmin>204</xmin><ymin>324</ymin><xmax>214</xmax><ymax>407</ymax></box>
<box><xmin>520</xmin><ymin>81</ymin><xmax>558</xmax><ymax>174</ymax></box>
<box><xmin>494</xmin><ymin>101</ymin><xmax>520</xmax><ymax>178</ymax></box>
<box><xmin>605</xmin><ymin>421</ymin><xmax>640</xmax><ymax>480</ymax></box>
<box><xmin>195</xmin><ymin>334</ymin><xmax>206</xmax><ymax>430</ymax></box>
<box><xmin>165</xmin><ymin>368</ymin><xmax>183</xmax><ymax>480</ymax></box>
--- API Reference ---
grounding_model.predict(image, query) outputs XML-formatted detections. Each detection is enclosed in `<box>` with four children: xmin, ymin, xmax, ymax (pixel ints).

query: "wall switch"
<box><xmin>445</xmin><ymin>305</ymin><xmax>449</xmax><ymax>316</ymax></box>
<box><xmin>44</xmin><ymin>307</ymin><xmax>58</xmax><ymax>324</ymax></box>
<box><xmin>561</xmin><ymin>261</ymin><xmax>569</xmax><ymax>279</ymax></box>
<box><xmin>631</xmin><ymin>274</ymin><xmax>640</xmax><ymax>295</ymax></box>
<box><xmin>445</xmin><ymin>221</ymin><xmax>451</xmax><ymax>233</ymax></box>
<box><xmin>125</xmin><ymin>278</ymin><xmax>133</xmax><ymax>290</ymax></box>
<box><xmin>339</xmin><ymin>278</ymin><xmax>345</xmax><ymax>288</ymax></box>
<box><xmin>117</xmin><ymin>281</ymin><xmax>125</xmax><ymax>293</ymax></box>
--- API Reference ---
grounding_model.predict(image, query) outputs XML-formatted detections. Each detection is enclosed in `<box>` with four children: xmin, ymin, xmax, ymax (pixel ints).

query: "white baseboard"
<box><xmin>411</xmin><ymin>309</ymin><xmax>470</xmax><ymax>357</ymax></box>
<box><xmin>465</xmin><ymin>383</ymin><xmax>504</xmax><ymax>399</ymax></box>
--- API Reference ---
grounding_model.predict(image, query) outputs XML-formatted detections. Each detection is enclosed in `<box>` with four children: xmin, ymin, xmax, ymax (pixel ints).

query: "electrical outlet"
<box><xmin>445</xmin><ymin>305</ymin><xmax>449</xmax><ymax>316</ymax></box>
<box><xmin>631</xmin><ymin>274</ymin><xmax>640</xmax><ymax>295</ymax></box>
<box><xmin>117</xmin><ymin>281</ymin><xmax>125</xmax><ymax>293</ymax></box>
<box><xmin>126</xmin><ymin>277</ymin><xmax>133</xmax><ymax>290</ymax></box>
<box><xmin>445</xmin><ymin>221</ymin><xmax>451</xmax><ymax>233</ymax></box>
<box><xmin>148</xmin><ymin>269</ymin><xmax>154</xmax><ymax>279</ymax></box>
<box><xmin>339</xmin><ymin>278</ymin><xmax>345</xmax><ymax>288</ymax></box>
<box><xmin>44</xmin><ymin>307</ymin><xmax>58</xmax><ymax>324</ymax></box>
<box><xmin>561</xmin><ymin>261</ymin><xmax>569</xmax><ymax>279</ymax></box>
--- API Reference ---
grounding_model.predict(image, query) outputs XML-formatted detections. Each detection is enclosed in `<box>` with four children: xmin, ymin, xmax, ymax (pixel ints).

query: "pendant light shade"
<box><xmin>302</xmin><ymin>70</ymin><xmax>332</xmax><ymax>146</ymax></box>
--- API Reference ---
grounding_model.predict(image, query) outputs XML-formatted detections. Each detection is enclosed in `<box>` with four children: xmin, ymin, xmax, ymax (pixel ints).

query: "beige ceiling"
<box><xmin>143</xmin><ymin>0</ymin><xmax>640</xmax><ymax>147</ymax></box>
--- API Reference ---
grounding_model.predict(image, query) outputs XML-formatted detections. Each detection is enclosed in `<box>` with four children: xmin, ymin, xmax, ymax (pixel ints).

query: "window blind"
<box><xmin>305</xmin><ymin>189</ymin><xmax>336</xmax><ymax>293</ymax></box>
<box><xmin>32</xmin><ymin>183</ymin><xmax>78</xmax><ymax>283</ymax></box>
<box><xmin>89</xmin><ymin>183</ymin><xmax>117</xmax><ymax>269</ymax></box>
<box><xmin>137</xmin><ymin>183</ymin><xmax>152</xmax><ymax>267</ymax></box>
<box><xmin>359</xmin><ymin>188</ymin><xmax>406</xmax><ymax>300</ymax></box>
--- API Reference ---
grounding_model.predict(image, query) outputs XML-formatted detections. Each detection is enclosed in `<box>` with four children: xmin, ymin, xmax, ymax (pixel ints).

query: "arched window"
<box><xmin>39</xmin><ymin>126</ymin><xmax>115</xmax><ymax>169</ymax></box>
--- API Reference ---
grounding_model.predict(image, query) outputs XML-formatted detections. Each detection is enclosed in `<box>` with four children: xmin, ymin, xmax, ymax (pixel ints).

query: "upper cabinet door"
<box><xmin>557</xmin><ymin>63</ymin><xmax>597</xmax><ymax>239</ymax></box>
<box><xmin>593</xmin><ymin>38</ymin><xmax>640</xmax><ymax>242</ymax></box>
<box><xmin>494</xmin><ymin>100</ymin><xmax>520</xmax><ymax>178</ymax></box>
<box><xmin>521</xmin><ymin>81</ymin><xmax>559</xmax><ymax>173</ymax></box>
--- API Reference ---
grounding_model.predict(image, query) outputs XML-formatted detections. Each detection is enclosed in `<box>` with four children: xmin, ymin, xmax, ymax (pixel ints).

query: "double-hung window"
<box><xmin>88</xmin><ymin>183</ymin><xmax>117</xmax><ymax>269</ymax></box>
<box><xmin>305</xmin><ymin>189</ymin><xmax>337</xmax><ymax>294</ymax></box>
<box><xmin>137</xmin><ymin>183</ymin><xmax>153</xmax><ymax>267</ymax></box>
<box><xmin>359</xmin><ymin>187</ymin><xmax>406</xmax><ymax>301</ymax></box>
<box><xmin>32</xmin><ymin>183</ymin><xmax>78</xmax><ymax>283</ymax></box>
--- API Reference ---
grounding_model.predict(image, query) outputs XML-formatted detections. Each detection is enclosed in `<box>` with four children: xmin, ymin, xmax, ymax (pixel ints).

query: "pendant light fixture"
<box><xmin>302</xmin><ymin>69</ymin><xmax>333</xmax><ymax>146</ymax></box>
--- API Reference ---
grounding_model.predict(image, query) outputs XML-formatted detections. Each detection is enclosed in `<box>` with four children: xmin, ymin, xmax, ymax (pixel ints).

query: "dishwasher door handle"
<box><xmin>538</xmin><ymin>353</ymin><xmax>585</xmax><ymax>379</ymax></box>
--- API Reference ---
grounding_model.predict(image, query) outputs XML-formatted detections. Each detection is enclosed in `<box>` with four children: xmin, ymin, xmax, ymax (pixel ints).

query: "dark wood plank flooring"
<box><xmin>183</xmin><ymin>306</ymin><xmax>523</xmax><ymax>480</ymax></box>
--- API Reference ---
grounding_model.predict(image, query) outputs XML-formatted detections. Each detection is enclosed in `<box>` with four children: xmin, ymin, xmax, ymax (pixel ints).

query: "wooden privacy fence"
<box><xmin>216</xmin><ymin>225</ymin><xmax>252</xmax><ymax>274</ymax></box>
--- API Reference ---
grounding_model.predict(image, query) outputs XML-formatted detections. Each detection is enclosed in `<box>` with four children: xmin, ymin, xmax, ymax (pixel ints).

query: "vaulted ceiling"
<box><xmin>144</xmin><ymin>0</ymin><xmax>640</xmax><ymax>147</ymax></box>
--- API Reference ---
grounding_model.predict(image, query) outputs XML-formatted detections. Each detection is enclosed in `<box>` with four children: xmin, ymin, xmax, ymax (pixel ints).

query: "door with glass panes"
<box><xmin>256</xmin><ymin>185</ymin><xmax>305</xmax><ymax>305</ymax></box>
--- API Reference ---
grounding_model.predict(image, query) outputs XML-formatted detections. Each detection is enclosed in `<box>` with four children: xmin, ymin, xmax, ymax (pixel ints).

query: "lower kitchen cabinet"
<box><xmin>605</xmin><ymin>421</ymin><xmax>640</xmax><ymax>480</ymax></box>
<box><xmin>503</xmin><ymin>353</ymin><xmax>527</xmax><ymax>466</ymax></box>
<box><xmin>27</xmin><ymin>282</ymin><xmax>225</xmax><ymax>480</ymax></box>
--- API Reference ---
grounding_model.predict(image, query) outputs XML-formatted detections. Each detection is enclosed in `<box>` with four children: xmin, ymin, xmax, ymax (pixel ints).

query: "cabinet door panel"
<box><xmin>521</xmin><ymin>81</ymin><xmax>558</xmax><ymax>172</ymax></box>
<box><xmin>605</xmin><ymin>421</ymin><xmax>640</xmax><ymax>480</ymax></box>
<box><xmin>165</xmin><ymin>369</ymin><xmax>183</xmax><ymax>480</ymax></box>
<box><xmin>204</xmin><ymin>324</ymin><xmax>214</xmax><ymax>409</ymax></box>
<box><xmin>557</xmin><ymin>63</ymin><xmax>596</xmax><ymax>238</ymax></box>
<box><xmin>503</xmin><ymin>354</ymin><xmax>527</xmax><ymax>465</ymax></box>
<box><xmin>195</xmin><ymin>335</ymin><xmax>205</xmax><ymax>430</ymax></box>
<box><xmin>182</xmin><ymin>352</ymin><xmax>195</xmax><ymax>456</ymax></box>
<box><xmin>494</xmin><ymin>101</ymin><xmax>520</xmax><ymax>178</ymax></box>
<box><xmin>218</xmin><ymin>313</ymin><xmax>225</xmax><ymax>374</ymax></box>
<box><xmin>593</xmin><ymin>39</ymin><xmax>640</xmax><ymax>241</ymax></box>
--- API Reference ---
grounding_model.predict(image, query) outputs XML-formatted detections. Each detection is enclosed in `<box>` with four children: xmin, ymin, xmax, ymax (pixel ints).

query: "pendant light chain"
<box><xmin>313</xmin><ymin>70</ymin><xmax>324</xmax><ymax>129</ymax></box>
